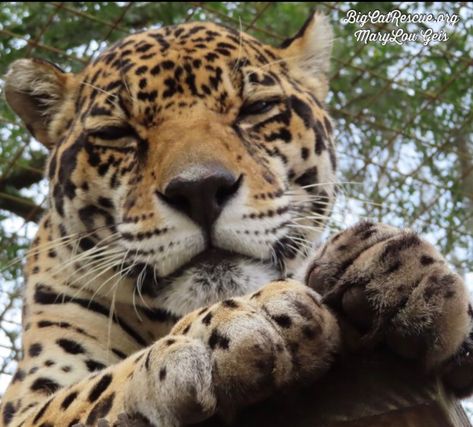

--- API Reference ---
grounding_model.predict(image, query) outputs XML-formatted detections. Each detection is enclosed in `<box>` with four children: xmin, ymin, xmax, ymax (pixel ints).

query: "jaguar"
<box><xmin>1</xmin><ymin>12</ymin><xmax>472</xmax><ymax>427</ymax></box>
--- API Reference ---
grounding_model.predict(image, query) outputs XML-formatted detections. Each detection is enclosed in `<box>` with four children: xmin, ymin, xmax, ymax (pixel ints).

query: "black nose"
<box><xmin>158</xmin><ymin>165</ymin><xmax>242</xmax><ymax>232</ymax></box>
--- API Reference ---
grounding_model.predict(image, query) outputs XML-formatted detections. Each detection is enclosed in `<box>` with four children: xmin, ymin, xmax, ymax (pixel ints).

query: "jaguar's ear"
<box><xmin>278</xmin><ymin>12</ymin><xmax>333</xmax><ymax>100</ymax></box>
<box><xmin>4</xmin><ymin>58</ymin><xmax>72</xmax><ymax>148</ymax></box>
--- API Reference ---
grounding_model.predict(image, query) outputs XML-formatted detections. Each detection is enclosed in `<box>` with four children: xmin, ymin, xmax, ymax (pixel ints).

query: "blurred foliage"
<box><xmin>0</xmin><ymin>1</ymin><xmax>472</xmax><ymax>389</ymax></box>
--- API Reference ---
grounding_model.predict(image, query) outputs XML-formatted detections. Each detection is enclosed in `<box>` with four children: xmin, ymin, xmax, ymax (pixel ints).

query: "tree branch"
<box><xmin>0</xmin><ymin>154</ymin><xmax>45</xmax><ymax>191</ymax></box>
<box><xmin>0</xmin><ymin>191</ymin><xmax>44</xmax><ymax>223</ymax></box>
<box><xmin>457</xmin><ymin>136</ymin><xmax>473</xmax><ymax>204</ymax></box>
<box><xmin>0</xmin><ymin>168</ymin><xmax>44</xmax><ymax>191</ymax></box>
<box><xmin>0</xmin><ymin>155</ymin><xmax>46</xmax><ymax>222</ymax></box>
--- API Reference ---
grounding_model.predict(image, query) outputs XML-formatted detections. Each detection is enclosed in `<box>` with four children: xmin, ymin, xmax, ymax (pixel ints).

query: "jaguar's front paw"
<box><xmin>171</xmin><ymin>280</ymin><xmax>340</xmax><ymax>417</ymax></box>
<box><xmin>306</xmin><ymin>221</ymin><xmax>473</xmax><ymax>396</ymax></box>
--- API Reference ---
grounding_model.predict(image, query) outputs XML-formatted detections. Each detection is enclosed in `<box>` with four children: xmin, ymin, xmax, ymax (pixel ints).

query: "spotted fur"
<box><xmin>1</xmin><ymin>13</ymin><xmax>472</xmax><ymax>427</ymax></box>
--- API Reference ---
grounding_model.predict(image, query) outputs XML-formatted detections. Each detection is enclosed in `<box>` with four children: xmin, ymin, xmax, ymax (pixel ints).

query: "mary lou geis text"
<box><xmin>344</xmin><ymin>9</ymin><xmax>460</xmax><ymax>46</ymax></box>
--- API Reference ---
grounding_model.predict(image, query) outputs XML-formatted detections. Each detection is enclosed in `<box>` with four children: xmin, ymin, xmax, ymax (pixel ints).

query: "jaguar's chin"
<box><xmin>155</xmin><ymin>255</ymin><xmax>281</xmax><ymax>316</ymax></box>
<box><xmin>165</xmin><ymin>247</ymin><xmax>271</xmax><ymax>278</ymax></box>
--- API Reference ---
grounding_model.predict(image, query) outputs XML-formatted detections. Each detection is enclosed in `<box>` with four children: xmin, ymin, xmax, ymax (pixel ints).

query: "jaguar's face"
<box><xmin>5</xmin><ymin>14</ymin><xmax>337</xmax><ymax>314</ymax></box>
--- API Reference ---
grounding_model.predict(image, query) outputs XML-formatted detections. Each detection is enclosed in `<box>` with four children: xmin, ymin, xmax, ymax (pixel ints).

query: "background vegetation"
<box><xmin>0</xmin><ymin>0</ymin><xmax>472</xmax><ymax>412</ymax></box>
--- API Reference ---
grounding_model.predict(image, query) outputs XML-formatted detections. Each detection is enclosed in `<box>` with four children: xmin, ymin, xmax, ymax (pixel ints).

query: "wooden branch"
<box><xmin>2</xmin><ymin>167</ymin><xmax>44</xmax><ymax>190</ymax></box>
<box><xmin>197</xmin><ymin>350</ymin><xmax>471</xmax><ymax>427</ymax></box>
<box><xmin>0</xmin><ymin>155</ymin><xmax>46</xmax><ymax>222</ymax></box>
<box><xmin>0</xmin><ymin>191</ymin><xmax>43</xmax><ymax>222</ymax></box>
<box><xmin>0</xmin><ymin>153</ymin><xmax>45</xmax><ymax>188</ymax></box>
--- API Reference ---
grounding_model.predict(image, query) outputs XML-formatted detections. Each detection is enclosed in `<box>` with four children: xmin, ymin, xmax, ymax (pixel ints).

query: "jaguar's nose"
<box><xmin>158</xmin><ymin>164</ymin><xmax>242</xmax><ymax>233</ymax></box>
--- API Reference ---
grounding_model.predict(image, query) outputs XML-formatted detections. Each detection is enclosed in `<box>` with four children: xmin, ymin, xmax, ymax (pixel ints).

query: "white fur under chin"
<box><xmin>157</xmin><ymin>258</ymin><xmax>280</xmax><ymax>316</ymax></box>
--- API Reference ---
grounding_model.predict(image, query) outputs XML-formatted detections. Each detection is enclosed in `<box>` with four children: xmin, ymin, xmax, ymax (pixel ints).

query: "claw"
<box><xmin>441</xmin><ymin>332</ymin><xmax>473</xmax><ymax>398</ymax></box>
<box><xmin>341</xmin><ymin>286</ymin><xmax>374</xmax><ymax>331</ymax></box>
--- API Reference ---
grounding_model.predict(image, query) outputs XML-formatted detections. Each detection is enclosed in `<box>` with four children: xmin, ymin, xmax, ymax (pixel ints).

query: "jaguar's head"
<box><xmin>5</xmin><ymin>13</ymin><xmax>337</xmax><ymax>315</ymax></box>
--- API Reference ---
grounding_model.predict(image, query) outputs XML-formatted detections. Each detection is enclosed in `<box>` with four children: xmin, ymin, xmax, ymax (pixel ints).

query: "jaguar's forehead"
<box><xmin>76</xmin><ymin>22</ymin><xmax>289</xmax><ymax>127</ymax></box>
<box><xmin>91</xmin><ymin>22</ymin><xmax>279</xmax><ymax>75</ymax></box>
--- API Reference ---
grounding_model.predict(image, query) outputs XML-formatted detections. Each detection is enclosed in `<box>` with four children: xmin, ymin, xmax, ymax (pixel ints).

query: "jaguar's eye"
<box><xmin>87</xmin><ymin>125</ymin><xmax>137</xmax><ymax>149</ymax></box>
<box><xmin>239</xmin><ymin>98</ymin><xmax>280</xmax><ymax>117</ymax></box>
<box><xmin>88</xmin><ymin>125</ymin><xmax>136</xmax><ymax>140</ymax></box>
